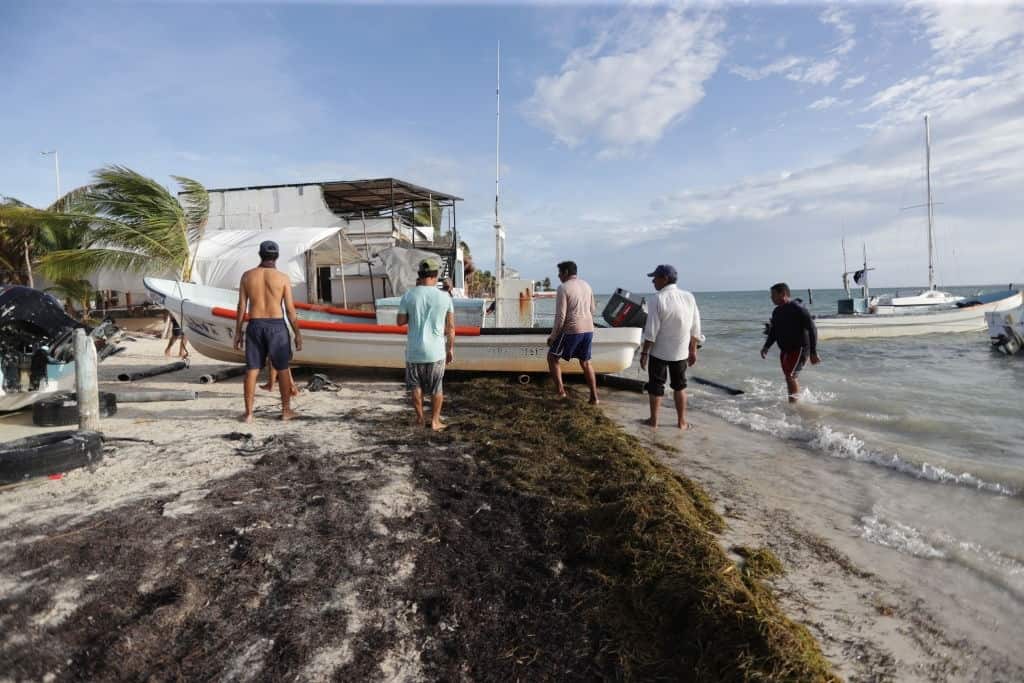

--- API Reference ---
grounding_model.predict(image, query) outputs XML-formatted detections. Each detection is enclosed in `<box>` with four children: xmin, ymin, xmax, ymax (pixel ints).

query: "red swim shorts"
<box><xmin>779</xmin><ymin>349</ymin><xmax>808</xmax><ymax>379</ymax></box>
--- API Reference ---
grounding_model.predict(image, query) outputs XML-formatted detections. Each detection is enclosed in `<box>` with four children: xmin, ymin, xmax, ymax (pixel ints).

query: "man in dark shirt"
<box><xmin>761</xmin><ymin>282</ymin><xmax>821</xmax><ymax>402</ymax></box>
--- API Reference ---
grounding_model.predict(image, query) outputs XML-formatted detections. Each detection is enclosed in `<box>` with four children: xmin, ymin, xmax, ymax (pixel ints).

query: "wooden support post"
<box><xmin>74</xmin><ymin>329</ymin><xmax>100</xmax><ymax>431</ymax></box>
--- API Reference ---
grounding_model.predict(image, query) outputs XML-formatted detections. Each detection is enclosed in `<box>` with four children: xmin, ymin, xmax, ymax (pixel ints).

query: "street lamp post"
<box><xmin>41</xmin><ymin>150</ymin><xmax>61</xmax><ymax>201</ymax></box>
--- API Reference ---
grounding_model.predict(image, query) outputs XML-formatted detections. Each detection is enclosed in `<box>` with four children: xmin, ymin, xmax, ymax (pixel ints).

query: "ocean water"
<box><xmin>537</xmin><ymin>285</ymin><xmax>1024</xmax><ymax>607</ymax></box>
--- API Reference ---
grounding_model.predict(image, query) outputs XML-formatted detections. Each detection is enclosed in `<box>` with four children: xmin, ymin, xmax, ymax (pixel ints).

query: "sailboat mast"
<box><xmin>842</xmin><ymin>236</ymin><xmax>849</xmax><ymax>294</ymax></box>
<box><xmin>494</xmin><ymin>42</ymin><xmax>504</xmax><ymax>283</ymax></box>
<box><xmin>925</xmin><ymin>114</ymin><xmax>935</xmax><ymax>291</ymax></box>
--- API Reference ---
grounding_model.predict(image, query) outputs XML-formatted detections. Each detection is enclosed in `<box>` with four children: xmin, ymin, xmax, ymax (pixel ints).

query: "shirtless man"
<box><xmin>232</xmin><ymin>241</ymin><xmax>303</xmax><ymax>422</ymax></box>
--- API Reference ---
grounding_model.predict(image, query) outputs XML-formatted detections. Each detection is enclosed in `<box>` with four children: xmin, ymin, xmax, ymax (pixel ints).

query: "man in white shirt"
<box><xmin>639</xmin><ymin>264</ymin><xmax>702</xmax><ymax>429</ymax></box>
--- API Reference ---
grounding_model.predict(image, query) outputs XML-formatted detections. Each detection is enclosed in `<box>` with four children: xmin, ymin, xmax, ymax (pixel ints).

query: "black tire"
<box><xmin>0</xmin><ymin>431</ymin><xmax>103</xmax><ymax>484</ymax></box>
<box><xmin>32</xmin><ymin>392</ymin><xmax>118</xmax><ymax>427</ymax></box>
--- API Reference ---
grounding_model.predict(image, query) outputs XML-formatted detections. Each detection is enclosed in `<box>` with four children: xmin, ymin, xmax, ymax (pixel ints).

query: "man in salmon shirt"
<box><xmin>546</xmin><ymin>260</ymin><xmax>599</xmax><ymax>404</ymax></box>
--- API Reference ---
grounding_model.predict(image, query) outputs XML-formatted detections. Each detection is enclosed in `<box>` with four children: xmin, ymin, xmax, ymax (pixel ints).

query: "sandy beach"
<box><xmin>1</xmin><ymin>336</ymin><xmax>1020</xmax><ymax>681</ymax></box>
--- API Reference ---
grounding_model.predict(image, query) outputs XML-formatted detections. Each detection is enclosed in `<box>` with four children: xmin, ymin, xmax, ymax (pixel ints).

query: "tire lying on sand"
<box><xmin>0</xmin><ymin>431</ymin><xmax>103</xmax><ymax>484</ymax></box>
<box><xmin>32</xmin><ymin>392</ymin><xmax>117</xmax><ymax>427</ymax></box>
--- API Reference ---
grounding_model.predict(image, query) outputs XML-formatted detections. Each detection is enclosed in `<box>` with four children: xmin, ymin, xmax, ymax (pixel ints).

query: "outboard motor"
<box><xmin>0</xmin><ymin>286</ymin><xmax>83</xmax><ymax>393</ymax></box>
<box><xmin>602</xmin><ymin>288</ymin><xmax>648</xmax><ymax>328</ymax></box>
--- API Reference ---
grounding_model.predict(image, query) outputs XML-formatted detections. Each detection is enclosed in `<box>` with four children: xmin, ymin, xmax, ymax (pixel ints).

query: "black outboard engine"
<box><xmin>0</xmin><ymin>286</ymin><xmax>84</xmax><ymax>392</ymax></box>
<box><xmin>602</xmin><ymin>288</ymin><xmax>648</xmax><ymax>328</ymax></box>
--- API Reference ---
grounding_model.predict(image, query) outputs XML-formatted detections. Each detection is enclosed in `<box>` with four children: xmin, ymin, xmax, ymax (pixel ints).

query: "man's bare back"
<box><xmin>240</xmin><ymin>267</ymin><xmax>292</xmax><ymax>319</ymax></box>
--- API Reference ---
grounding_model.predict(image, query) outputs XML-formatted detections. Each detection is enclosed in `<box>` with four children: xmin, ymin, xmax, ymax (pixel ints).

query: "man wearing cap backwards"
<box><xmin>547</xmin><ymin>260</ymin><xmax>599</xmax><ymax>403</ymax></box>
<box><xmin>640</xmin><ymin>265</ymin><xmax>702</xmax><ymax>429</ymax></box>
<box><xmin>233</xmin><ymin>240</ymin><xmax>303</xmax><ymax>423</ymax></box>
<box><xmin>397</xmin><ymin>258</ymin><xmax>455</xmax><ymax>430</ymax></box>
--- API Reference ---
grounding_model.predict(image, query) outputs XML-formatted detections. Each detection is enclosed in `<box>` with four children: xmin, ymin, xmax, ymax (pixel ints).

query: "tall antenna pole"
<box><xmin>494</xmin><ymin>42</ymin><xmax>504</xmax><ymax>284</ymax></box>
<box><xmin>924</xmin><ymin>114</ymin><xmax>935</xmax><ymax>291</ymax></box>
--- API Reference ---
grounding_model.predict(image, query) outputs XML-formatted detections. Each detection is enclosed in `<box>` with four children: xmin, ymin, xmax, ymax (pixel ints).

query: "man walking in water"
<box><xmin>233</xmin><ymin>241</ymin><xmax>303</xmax><ymax>422</ymax></box>
<box><xmin>398</xmin><ymin>258</ymin><xmax>455</xmax><ymax>430</ymax></box>
<box><xmin>640</xmin><ymin>264</ymin><xmax>702</xmax><ymax>429</ymax></box>
<box><xmin>761</xmin><ymin>282</ymin><xmax>820</xmax><ymax>402</ymax></box>
<box><xmin>547</xmin><ymin>260</ymin><xmax>599</xmax><ymax>403</ymax></box>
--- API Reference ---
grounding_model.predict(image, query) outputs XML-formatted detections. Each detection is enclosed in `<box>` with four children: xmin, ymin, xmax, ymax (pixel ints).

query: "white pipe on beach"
<box><xmin>74</xmin><ymin>328</ymin><xmax>100</xmax><ymax>431</ymax></box>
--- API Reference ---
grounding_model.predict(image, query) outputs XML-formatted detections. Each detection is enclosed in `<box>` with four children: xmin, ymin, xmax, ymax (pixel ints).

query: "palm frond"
<box><xmin>46</xmin><ymin>184</ymin><xmax>96</xmax><ymax>214</ymax></box>
<box><xmin>37</xmin><ymin>247</ymin><xmax>177</xmax><ymax>282</ymax></box>
<box><xmin>172</xmin><ymin>175</ymin><xmax>209</xmax><ymax>241</ymax></box>
<box><xmin>0</xmin><ymin>196</ymin><xmax>32</xmax><ymax>209</ymax></box>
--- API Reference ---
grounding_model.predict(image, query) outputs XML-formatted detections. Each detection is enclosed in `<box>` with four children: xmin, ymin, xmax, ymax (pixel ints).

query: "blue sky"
<box><xmin>2</xmin><ymin>1</ymin><xmax>1023</xmax><ymax>292</ymax></box>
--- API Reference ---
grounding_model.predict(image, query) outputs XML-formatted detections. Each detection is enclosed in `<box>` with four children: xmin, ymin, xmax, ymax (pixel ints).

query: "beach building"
<box><xmin>199</xmin><ymin>178</ymin><xmax>463</xmax><ymax>306</ymax></box>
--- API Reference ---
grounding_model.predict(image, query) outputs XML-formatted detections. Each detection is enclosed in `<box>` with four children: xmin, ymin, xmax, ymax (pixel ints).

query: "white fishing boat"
<box><xmin>144</xmin><ymin>278</ymin><xmax>641</xmax><ymax>374</ymax></box>
<box><xmin>985</xmin><ymin>299</ymin><xmax>1024</xmax><ymax>355</ymax></box>
<box><xmin>817</xmin><ymin>289</ymin><xmax>1022</xmax><ymax>340</ymax></box>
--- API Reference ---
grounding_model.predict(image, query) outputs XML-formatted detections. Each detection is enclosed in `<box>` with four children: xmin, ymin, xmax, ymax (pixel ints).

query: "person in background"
<box><xmin>398</xmin><ymin>258</ymin><xmax>455</xmax><ymax>430</ymax></box>
<box><xmin>260</xmin><ymin>366</ymin><xmax>299</xmax><ymax>397</ymax></box>
<box><xmin>546</xmin><ymin>260</ymin><xmax>599</xmax><ymax>404</ymax></box>
<box><xmin>639</xmin><ymin>265</ymin><xmax>702</xmax><ymax>429</ymax></box>
<box><xmin>760</xmin><ymin>282</ymin><xmax>821</xmax><ymax>402</ymax></box>
<box><xmin>164</xmin><ymin>314</ymin><xmax>188</xmax><ymax>358</ymax></box>
<box><xmin>233</xmin><ymin>240</ymin><xmax>303</xmax><ymax>422</ymax></box>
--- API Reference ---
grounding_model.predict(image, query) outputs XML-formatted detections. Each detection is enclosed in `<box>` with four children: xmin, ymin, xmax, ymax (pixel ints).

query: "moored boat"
<box><xmin>817</xmin><ymin>289</ymin><xmax>1022</xmax><ymax>340</ymax></box>
<box><xmin>144</xmin><ymin>278</ymin><xmax>641</xmax><ymax>374</ymax></box>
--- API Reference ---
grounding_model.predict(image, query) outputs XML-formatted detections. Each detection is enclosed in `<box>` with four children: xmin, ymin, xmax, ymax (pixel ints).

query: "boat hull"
<box><xmin>145</xmin><ymin>278</ymin><xmax>641</xmax><ymax>374</ymax></box>
<box><xmin>816</xmin><ymin>292</ymin><xmax>1023</xmax><ymax>340</ymax></box>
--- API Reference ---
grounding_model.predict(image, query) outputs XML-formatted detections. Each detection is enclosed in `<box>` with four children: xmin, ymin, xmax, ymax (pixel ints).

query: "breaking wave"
<box><xmin>697</xmin><ymin>381</ymin><xmax>1021</xmax><ymax>497</ymax></box>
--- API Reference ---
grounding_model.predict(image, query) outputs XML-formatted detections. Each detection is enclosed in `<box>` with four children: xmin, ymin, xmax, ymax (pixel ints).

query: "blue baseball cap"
<box><xmin>647</xmin><ymin>264</ymin><xmax>677</xmax><ymax>280</ymax></box>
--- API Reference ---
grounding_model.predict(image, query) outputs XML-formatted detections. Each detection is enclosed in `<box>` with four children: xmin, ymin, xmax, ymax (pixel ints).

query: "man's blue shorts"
<box><xmin>245</xmin><ymin>318</ymin><xmax>292</xmax><ymax>370</ymax></box>
<box><xmin>549</xmin><ymin>331</ymin><xmax>593</xmax><ymax>362</ymax></box>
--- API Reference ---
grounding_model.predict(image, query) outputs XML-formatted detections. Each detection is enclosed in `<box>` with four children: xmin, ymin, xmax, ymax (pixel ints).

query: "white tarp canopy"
<box><xmin>190</xmin><ymin>227</ymin><xmax>363</xmax><ymax>293</ymax></box>
<box><xmin>80</xmin><ymin>228</ymin><xmax>362</xmax><ymax>299</ymax></box>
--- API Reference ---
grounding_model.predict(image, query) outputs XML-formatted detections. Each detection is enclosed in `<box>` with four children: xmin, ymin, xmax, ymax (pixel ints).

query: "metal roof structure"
<box><xmin>204</xmin><ymin>178</ymin><xmax>462</xmax><ymax>217</ymax></box>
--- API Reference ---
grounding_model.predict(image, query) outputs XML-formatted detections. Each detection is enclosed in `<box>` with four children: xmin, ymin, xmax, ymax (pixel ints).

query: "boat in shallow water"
<box><xmin>816</xmin><ymin>289</ymin><xmax>1022</xmax><ymax>340</ymax></box>
<box><xmin>144</xmin><ymin>278</ymin><xmax>641</xmax><ymax>374</ymax></box>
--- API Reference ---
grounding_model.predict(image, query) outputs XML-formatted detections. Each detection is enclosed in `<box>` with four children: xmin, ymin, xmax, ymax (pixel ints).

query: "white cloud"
<box><xmin>820</xmin><ymin>6</ymin><xmax>855</xmax><ymax>38</ymax></box>
<box><xmin>790</xmin><ymin>58</ymin><xmax>840</xmax><ymax>85</ymax></box>
<box><xmin>832</xmin><ymin>38</ymin><xmax>857</xmax><ymax>56</ymax></box>
<box><xmin>820</xmin><ymin>7</ymin><xmax>856</xmax><ymax>55</ymax></box>
<box><xmin>910</xmin><ymin>1</ymin><xmax>1024</xmax><ymax>74</ymax></box>
<box><xmin>808</xmin><ymin>96</ymin><xmax>849</xmax><ymax>111</ymax></box>
<box><xmin>841</xmin><ymin>75</ymin><xmax>866</xmax><ymax>90</ymax></box>
<box><xmin>730</xmin><ymin>56</ymin><xmax>805</xmax><ymax>81</ymax></box>
<box><xmin>525</xmin><ymin>6</ymin><xmax>725</xmax><ymax>154</ymax></box>
<box><xmin>731</xmin><ymin>55</ymin><xmax>839</xmax><ymax>86</ymax></box>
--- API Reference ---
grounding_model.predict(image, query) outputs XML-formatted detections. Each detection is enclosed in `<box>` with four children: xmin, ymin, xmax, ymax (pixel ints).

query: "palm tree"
<box><xmin>1</xmin><ymin>187</ymin><xmax>96</xmax><ymax>287</ymax></box>
<box><xmin>0</xmin><ymin>165</ymin><xmax>208</xmax><ymax>286</ymax></box>
<box><xmin>0</xmin><ymin>196</ymin><xmax>38</xmax><ymax>286</ymax></box>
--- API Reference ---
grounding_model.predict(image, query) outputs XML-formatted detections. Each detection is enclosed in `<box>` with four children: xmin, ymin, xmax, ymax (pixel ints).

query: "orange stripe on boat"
<box><xmin>211</xmin><ymin>307</ymin><xmax>481</xmax><ymax>336</ymax></box>
<box><xmin>294</xmin><ymin>302</ymin><xmax>376</xmax><ymax>319</ymax></box>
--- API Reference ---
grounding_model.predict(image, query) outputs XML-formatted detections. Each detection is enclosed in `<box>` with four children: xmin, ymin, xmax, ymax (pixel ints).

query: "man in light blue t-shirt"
<box><xmin>397</xmin><ymin>258</ymin><xmax>455</xmax><ymax>430</ymax></box>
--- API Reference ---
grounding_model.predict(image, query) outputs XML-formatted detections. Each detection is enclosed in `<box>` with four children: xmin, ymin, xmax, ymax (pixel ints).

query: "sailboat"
<box><xmin>871</xmin><ymin>115</ymin><xmax>963</xmax><ymax>310</ymax></box>
<box><xmin>815</xmin><ymin>116</ymin><xmax>1021</xmax><ymax>339</ymax></box>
